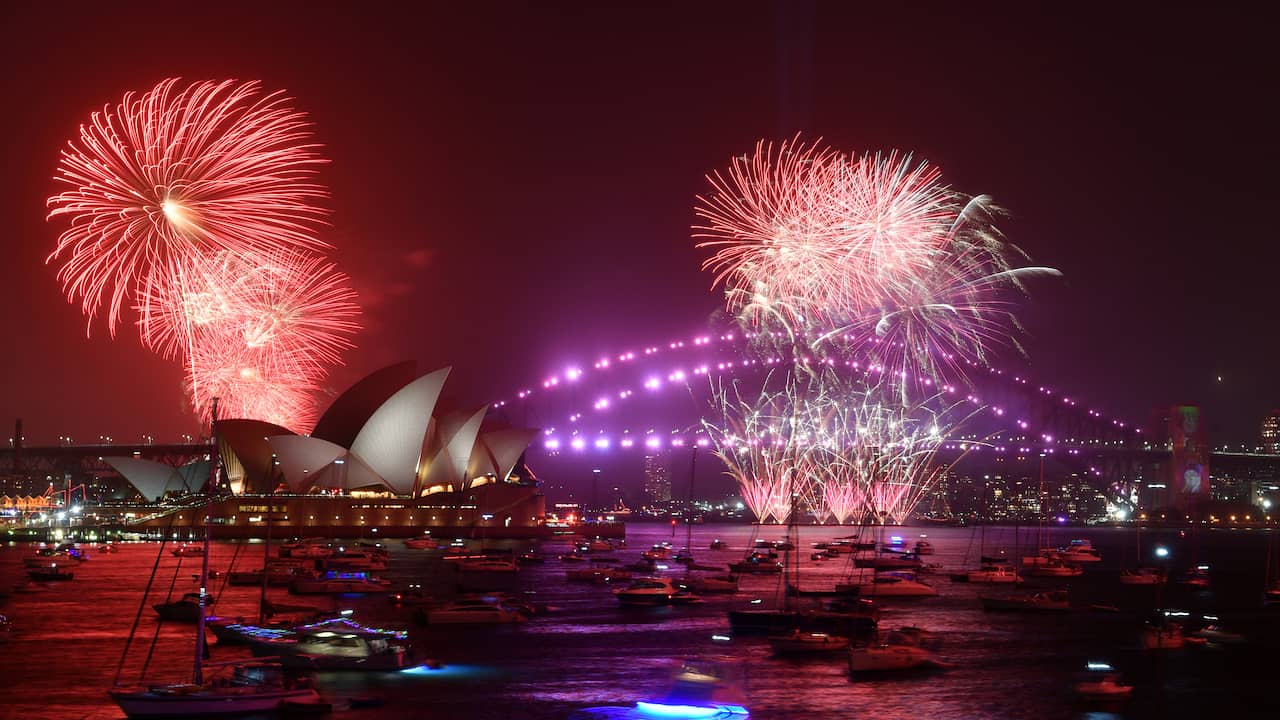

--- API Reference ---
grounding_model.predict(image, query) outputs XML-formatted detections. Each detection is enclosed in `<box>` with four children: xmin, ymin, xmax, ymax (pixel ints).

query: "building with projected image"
<box><xmin>104</xmin><ymin>363</ymin><xmax>566</xmax><ymax>539</ymax></box>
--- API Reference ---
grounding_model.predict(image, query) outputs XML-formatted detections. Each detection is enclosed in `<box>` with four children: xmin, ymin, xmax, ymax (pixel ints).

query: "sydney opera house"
<box><xmin>106</xmin><ymin>363</ymin><xmax>551</xmax><ymax>539</ymax></box>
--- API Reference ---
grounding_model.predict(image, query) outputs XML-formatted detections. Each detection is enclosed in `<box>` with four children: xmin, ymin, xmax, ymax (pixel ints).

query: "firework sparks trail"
<box><xmin>47</xmin><ymin>78</ymin><xmax>330</xmax><ymax>336</ymax></box>
<box><xmin>703</xmin><ymin>367</ymin><xmax>983</xmax><ymax>524</ymax></box>
<box><xmin>46</xmin><ymin>79</ymin><xmax>359</xmax><ymax>429</ymax></box>
<box><xmin>695</xmin><ymin>137</ymin><xmax>1057</xmax><ymax>393</ymax></box>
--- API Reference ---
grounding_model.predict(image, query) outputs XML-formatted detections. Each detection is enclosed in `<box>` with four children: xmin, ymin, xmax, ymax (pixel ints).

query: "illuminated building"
<box><xmin>642</xmin><ymin>453</ymin><xmax>672</xmax><ymax>503</ymax></box>
<box><xmin>1262</xmin><ymin>410</ymin><xmax>1280</xmax><ymax>454</ymax></box>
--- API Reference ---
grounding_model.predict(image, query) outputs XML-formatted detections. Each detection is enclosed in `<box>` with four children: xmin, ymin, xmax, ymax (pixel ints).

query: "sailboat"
<box><xmin>1119</xmin><ymin>515</ymin><xmax>1165</xmax><ymax>585</ymax></box>
<box><xmin>768</xmin><ymin>490</ymin><xmax>850</xmax><ymax>656</ymax></box>
<box><xmin>109</xmin><ymin>401</ymin><xmax>320</xmax><ymax>717</ymax></box>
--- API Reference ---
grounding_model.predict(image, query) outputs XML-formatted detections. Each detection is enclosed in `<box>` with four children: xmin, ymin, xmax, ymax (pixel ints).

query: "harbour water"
<box><xmin>2</xmin><ymin>522</ymin><xmax>1278</xmax><ymax>719</ymax></box>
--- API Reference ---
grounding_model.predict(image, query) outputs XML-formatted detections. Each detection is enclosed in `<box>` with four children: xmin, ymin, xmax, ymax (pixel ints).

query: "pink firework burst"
<box><xmin>137</xmin><ymin>250</ymin><xmax>360</xmax><ymax>375</ymax></box>
<box><xmin>695</xmin><ymin>138</ymin><xmax>958</xmax><ymax>327</ymax></box>
<box><xmin>47</xmin><ymin>78</ymin><xmax>329</xmax><ymax>336</ymax></box>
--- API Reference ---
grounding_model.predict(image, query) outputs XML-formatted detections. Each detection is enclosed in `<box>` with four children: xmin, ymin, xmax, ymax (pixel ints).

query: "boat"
<box><xmin>418</xmin><ymin>595</ymin><xmax>529</xmax><ymax>624</ymax></box>
<box><xmin>109</xmin><ymin>403</ymin><xmax>320</xmax><ymax>717</ymax></box>
<box><xmin>109</xmin><ymin>662</ymin><xmax>320</xmax><ymax>717</ymax></box>
<box><xmin>614</xmin><ymin>577</ymin><xmax>703</xmax><ymax>606</ymax></box>
<box><xmin>964</xmin><ymin>564</ymin><xmax>1020</xmax><ymax>584</ymax></box>
<box><xmin>1027</xmin><ymin>558</ymin><xmax>1083</xmax><ymax>578</ymax></box>
<box><xmin>317</xmin><ymin>550</ymin><xmax>387</xmax><ymax>571</ymax></box>
<box><xmin>227</xmin><ymin>567</ymin><xmax>310</xmax><ymax>587</ymax></box>
<box><xmin>1058</xmin><ymin>539</ymin><xmax>1102</xmax><ymax>564</ymax></box>
<box><xmin>566</xmin><ymin>565</ymin><xmax>633</xmax><ymax>583</ymax></box>
<box><xmin>457</xmin><ymin>558</ymin><xmax>519</xmax><ymax>573</ymax></box>
<box><xmin>837</xmin><ymin>571</ymin><xmax>938</xmax><ymax>598</ymax></box>
<box><xmin>517</xmin><ymin>551</ymin><xmax>545</xmax><ymax>564</ymax></box>
<box><xmin>250</xmin><ymin>616</ymin><xmax>421</xmax><ymax>671</ymax></box>
<box><xmin>1266</xmin><ymin>580</ymin><xmax>1280</xmax><ymax>606</ymax></box>
<box><xmin>1141</xmin><ymin>621</ymin><xmax>1186</xmax><ymax>649</ymax></box>
<box><xmin>290</xmin><ymin>570</ymin><xmax>391</xmax><ymax>594</ymax></box>
<box><xmin>1075</xmin><ymin>662</ymin><xmax>1133</xmax><ymax>699</ymax></box>
<box><xmin>154</xmin><ymin>592</ymin><xmax>215</xmax><ymax>623</ymax></box>
<box><xmin>27</xmin><ymin>565</ymin><xmax>74</xmax><ymax>581</ymax></box>
<box><xmin>568</xmin><ymin>657</ymin><xmax>749</xmax><ymax>719</ymax></box>
<box><xmin>848</xmin><ymin>628</ymin><xmax>950</xmax><ymax>673</ymax></box>
<box><xmin>678</xmin><ymin>574</ymin><xmax>738</xmax><ymax>594</ymax></box>
<box><xmin>1118</xmin><ymin>566</ymin><xmax>1166</xmax><ymax>586</ymax></box>
<box><xmin>709</xmin><ymin>539</ymin><xmax>726</xmax><ymax>551</ymax></box>
<box><xmin>768</xmin><ymin>629</ymin><xmax>848</xmax><ymax>656</ymax></box>
<box><xmin>1190</xmin><ymin>624</ymin><xmax>1246</xmax><ymax>645</ymax></box>
<box><xmin>853</xmin><ymin>552</ymin><xmax>924</xmax><ymax>570</ymax></box>
<box><xmin>912</xmin><ymin>538</ymin><xmax>934</xmax><ymax>555</ymax></box>
<box><xmin>1176</xmin><ymin>564</ymin><xmax>1211</xmax><ymax>589</ymax></box>
<box><xmin>404</xmin><ymin>535</ymin><xmax>439</xmax><ymax>549</ymax></box>
<box><xmin>97</xmin><ymin>543</ymin><xmax>118</xmax><ymax>554</ymax></box>
<box><xmin>171</xmin><ymin>544</ymin><xmax>204</xmax><ymax>558</ymax></box>
<box><xmin>726</xmin><ymin>553</ymin><xmax>782</xmax><ymax>574</ymax></box>
<box><xmin>981</xmin><ymin>589</ymin><xmax>1070</xmax><ymax>613</ymax></box>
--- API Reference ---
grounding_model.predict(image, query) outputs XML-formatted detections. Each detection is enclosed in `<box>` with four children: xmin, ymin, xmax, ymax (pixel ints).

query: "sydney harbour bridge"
<box><xmin>3</xmin><ymin>327</ymin><xmax>1278</xmax><ymax>522</ymax></box>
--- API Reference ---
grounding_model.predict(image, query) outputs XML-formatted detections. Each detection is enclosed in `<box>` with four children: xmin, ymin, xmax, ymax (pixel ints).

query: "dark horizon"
<box><xmin>1</xmin><ymin>3</ymin><xmax>1274</xmax><ymax>446</ymax></box>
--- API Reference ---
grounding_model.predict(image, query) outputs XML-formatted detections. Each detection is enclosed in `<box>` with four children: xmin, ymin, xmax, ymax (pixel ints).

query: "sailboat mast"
<box><xmin>686</xmin><ymin>444</ymin><xmax>697</xmax><ymax>570</ymax></box>
<box><xmin>194</xmin><ymin>398</ymin><xmax>219</xmax><ymax>686</ymax></box>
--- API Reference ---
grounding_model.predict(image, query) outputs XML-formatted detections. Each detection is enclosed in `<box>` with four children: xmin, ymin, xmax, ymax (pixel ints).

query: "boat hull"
<box><xmin>109</xmin><ymin>687</ymin><xmax>319</xmax><ymax>717</ymax></box>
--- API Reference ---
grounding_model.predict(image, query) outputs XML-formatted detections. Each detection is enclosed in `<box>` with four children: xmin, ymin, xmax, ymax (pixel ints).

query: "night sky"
<box><xmin>1</xmin><ymin>3</ymin><xmax>1274</xmax><ymax>447</ymax></box>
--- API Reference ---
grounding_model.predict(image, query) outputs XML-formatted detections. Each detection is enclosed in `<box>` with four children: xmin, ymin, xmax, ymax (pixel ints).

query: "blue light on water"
<box><xmin>635</xmin><ymin>701</ymin><xmax>749</xmax><ymax>718</ymax></box>
<box><xmin>398</xmin><ymin>663</ymin><xmax>491</xmax><ymax>679</ymax></box>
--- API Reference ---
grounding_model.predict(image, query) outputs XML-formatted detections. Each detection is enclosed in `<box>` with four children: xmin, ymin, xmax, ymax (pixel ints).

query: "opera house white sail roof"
<box><xmin>110</xmin><ymin>363</ymin><xmax>536</xmax><ymax>500</ymax></box>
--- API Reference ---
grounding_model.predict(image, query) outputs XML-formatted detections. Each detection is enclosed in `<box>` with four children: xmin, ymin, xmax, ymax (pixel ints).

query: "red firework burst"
<box><xmin>47</xmin><ymin>78</ymin><xmax>329</xmax><ymax>336</ymax></box>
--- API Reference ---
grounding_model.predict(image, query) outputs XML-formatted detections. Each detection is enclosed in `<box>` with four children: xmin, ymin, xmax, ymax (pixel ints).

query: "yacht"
<box><xmin>289</xmin><ymin>570</ymin><xmax>391</xmax><ymax>594</ymax></box>
<box><xmin>1027</xmin><ymin>558</ymin><xmax>1083</xmax><ymax>578</ymax></box>
<box><xmin>1118</xmin><ymin>566</ymin><xmax>1166</xmax><ymax>586</ymax></box>
<box><xmin>110</xmin><ymin>662</ymin><xmax>319</xmax><ymax>717</ymax></box>
<box><xmin>678</xmin><ymin>574</ymin><xmax>739</xmax><ymax>594</ymax></box>
<box><xmin>171</xmin><ymin>545</ymin><xmax>203</xmax><ymax>558</ymax></box>
<box><xmin>838</xmin><ymin>572</ymin><xmax>938</xmax><ymax>598</ymax></box>
<box><xmin>965</xmin><ymin>564</ymin><xmax>1020</xmax><ymax>584</ymax></box>
<box><xmin>565</xmin><ymin>566</ymin><xmax>633</xmax><ymax>583</ymax></box>
<box><xmin>1075</xmin><ymin>663</ymin><xmax>1133</xmax><ymax>698</ymax></box>
<box><xmin>729</xmin><ymin>599</ymin><xmax>878</xmax><ymax>637</ymax></box>
<box><xmin>981</xmin><ymin>589</ymin><xmax>1070</xmax><ymax>613</ymax></box>
<box><xmin>1058</xmin><ymin>539</ymin><xmax>1102</xmax><ymax>564</ymax></box>
<box><xmin>848</xmin><ymin>629</ymin><xmax>949</xmax><ymax>673</ymax></box>
<box><xmin>1176</xmin><ymin>565</ymin><xmax>1211</xmax><ymax>588</ymax></box>
<box><xmin>912</xmin><ymin>539</ymin><xmax>935</xmax><ymax>555</ymax></box>
<box><xmin>726</xmin><ymin>553</ymin><xmax>783</xmax><ymax>574</ymax></box>
<box><xmin>404</xmin><ymin>535</ymin><xmax>439</xmax><ymax>549</ymax></box>
<box><xmin>153</xmin><ymin>592</ymin><xmax>214</xmax><ymax>623</ymax></box>
<box><xmin>227</xmin><ymin>567</ymin><xmax>310</xmax><ymax>587</ymax></box>
<box><xmin>615</xmin><ymin>577</ymin><xmax>703</xmax><ymax>606</ymax></box>
<box><xmin>317</xmin><ymin>551</ymin><xmax>387</xmax><ymax>571</ymax></box>
<box><xmin>1141</xmin><ymin>621</ymin><xmax>1186</xmax><ymax>649</ymax></box>
<box><xmin>768</xmin><ymin>629</ymin><xmax>848</xmax><ymax>656</ymax></box>
<box><xmin>419</xmin><ymin>595</ymin><xmax>529</xmax><ymax>624</ymax></box>
<box><xmin>853</xmin><ymin>552</ymin><xmax>924</xmax><ymax>570</ymax></box>
<box><xmin>251</xmin><ymin>618</ymin><xmax>420</xmax><ymax>671</ymax></box>
<box><xmin>457</xmin><ymin>558</ymin><xmax>519</xmax><ymax>573</ymax></box>
<box><xmin>27</xmin><ymin>565</ymin><xmax>74</xmax><ymax>581</ymax></box>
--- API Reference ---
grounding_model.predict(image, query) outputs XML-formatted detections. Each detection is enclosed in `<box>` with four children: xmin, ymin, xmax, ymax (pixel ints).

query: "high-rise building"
<box><xmin>642</xmin><ymin>453</ymin><xmax>671</xmax><ymax>503</ymax></box>
<box><xmin>1262</xmin><ymin>411</ymin><xmax>1280</xmax><ymax>454</ymax></box>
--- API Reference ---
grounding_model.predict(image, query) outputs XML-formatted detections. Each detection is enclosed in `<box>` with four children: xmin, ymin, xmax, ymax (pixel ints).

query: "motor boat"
<box><xmin>642</xmin><ymin>544</ymin><xmax>673</xmax><ymax>561</ymax></box>
<box><xmin>404</xmin><ymin>535</ymin><xmax>439</xmax><ymax>549</ymax></box>
<box><xmin>768</xmin><ymin>629</ymin><xmax>848</xmax><ymax>656</ymax></box>
<box><xmin>418</xmin><ymin>595</ymin><xmax>529</xmax><ymax>624</ymax></box>
<box><xmin>981</xmin><ymin>589</ymin><xmax>1070</xmax><ymax>613</ymax></box>
<box><xmin>678</xmin><ymin>574</ymin><xmax>738</xmax><ymax>594</ymax></box>
<box><xmin>289</xmin><ymin>570</ymin><xmax>391</xmax><ymax>594</ymax></box>
<box><xmin>848</xmin><ymin>629</ymin><xmax>950</xmax><ymax>673</ymax></box>
<box><xmin>838</xmin><ymin>572</ymin><xmax>937</xmax><ymax>598</ymax></box>
<box><xmin>154</xmin><ymin>592</ymin><xmax>214</xmax><ymax>623</ymax></box>
<box><xmin>251</xmin><ymin>618</ymin><xmax>421</xmax><ymax>671</ymax></box>
<box><xmin>709</xmin><ymin>539</ymin><xmax>726</xmax><ymax>551</ymax></box>
<box><xmin>1058</xmin><ymin>539</ymin><xmax>1102</xmax><ymax>564</ymax></box>
<box><xmin>913</xmin><ymin>539</ymin><xmax>935</xmax><ymax>555</ymax></box>
<box><xmin>1021</xmin><ymin>548</ymin><xmax>1061</xmax><ymax>567</ymax></box>
<box><xmin>587</xmin><ymin>539</ymin><xmax>615</xmax><ymax>552</ymax></box>
<box><xmin>228</xmin><ymin>567</ymin><xmax>310</xmax><ymax>587</ymax></box>
<box><xmin>1190</xmin><ymin>624</ymin><xmax>1246</xmax><ymax>645</ymax></box>
<box><xmin>1075</xmin><ymin>663</ymin><xmax>1133</xmax><ymax>699</ymax></box>
<box><xmin>726</xmin><ymin>553</ymin><xmax>782</xmax><ymax>574</ymax></box>
<box><xmin>27</xmin><ymin>564</ymin><xmax>73</xmax><ymax>581</ymax></box>
<box><xmin>517</xmin><ymin>551</ymin><xmax>545</xmax><ymax>564</ymax></box>
<box><xmin>672</xmin><ymin>548</ymin><xmax>696</xmax><ymax>564</ymax></box>
<box><xmin>965</xmin><ymin>564</ymin><xmax>1020</xmax><ymax>584</ymax></box>
<box><xmin>615</xmin><ymin>577</ymin><xmax>703</xmax><ymax>606</ymax></box>
<box><xmin>1119</xmin><ymin>566</ymin><xmax>1165</xmax><ymax>586</ymax></box>
<box><xmin>109</xmin><ymin>662</ymin><xmax>319</xmax><ymax>717</ymax></box>
<box><xmin>171</xmin><ymin>545</ymin><xmax>203</xmax><ymax>558</ymax></box>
